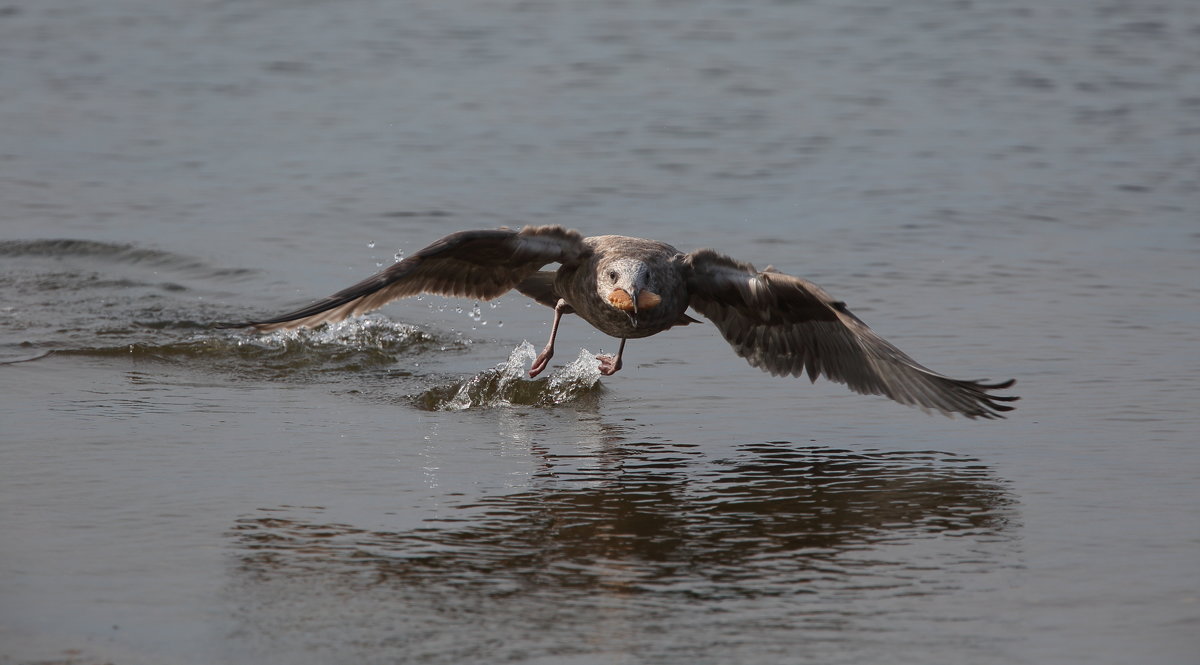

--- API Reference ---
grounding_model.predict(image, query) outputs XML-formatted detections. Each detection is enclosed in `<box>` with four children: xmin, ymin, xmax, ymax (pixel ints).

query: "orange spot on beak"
<box><xmin>608</xmin><ymin>288</ymin><xmax>635</xmax><ymax>311</ymax></box>
<box><xmin>636</xmin><ymin>290</ymin><xmax>662</xmax><ymax>310</ymax></box>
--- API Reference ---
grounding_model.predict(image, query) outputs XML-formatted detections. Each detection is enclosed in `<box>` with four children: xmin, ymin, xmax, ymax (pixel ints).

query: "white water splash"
<box><xmin>545</xmin><ymin>347</ymin><xmax>603</xmax><ymax>401</ymax></box>
<box><xmin>438</xmin><ymin>342</ymin><xmax>602</xmax><ymax>411</ymax></box>
<box><xmin>244</xmin><ymin>316</ymin><xmax>431</xmax><ymax>353</ymax></box>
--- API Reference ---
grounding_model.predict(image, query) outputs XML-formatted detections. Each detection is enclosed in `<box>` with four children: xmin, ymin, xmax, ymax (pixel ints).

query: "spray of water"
<box><xmin>422</xmin><ymin>341</ymin><xmax>604</xmax><ymax>411</ymax></box>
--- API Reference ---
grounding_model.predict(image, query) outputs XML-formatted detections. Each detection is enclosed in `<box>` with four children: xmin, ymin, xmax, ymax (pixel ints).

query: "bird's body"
<box><xmin>554</xmin><ymin>235</ymin><xmax>692</xmax><ymax>339</ymax></box>
<box><xmin>224</xmin><ymin>225</ymin><xmax>1017</xmax><ymax>418</ymax></box>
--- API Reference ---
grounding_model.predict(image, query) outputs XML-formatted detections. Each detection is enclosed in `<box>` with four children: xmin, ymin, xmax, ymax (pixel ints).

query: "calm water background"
<box><xmin>2</xmin><ymin>1</ymin><xmax>1198</xmax><ymax>663</ymax></box>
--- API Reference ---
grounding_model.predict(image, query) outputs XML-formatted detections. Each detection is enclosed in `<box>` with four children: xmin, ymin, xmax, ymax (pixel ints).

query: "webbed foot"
<box><xmin>596</xmin><ymin>354</ymin><xmax>622</xmax><ymax>376</ymax></box>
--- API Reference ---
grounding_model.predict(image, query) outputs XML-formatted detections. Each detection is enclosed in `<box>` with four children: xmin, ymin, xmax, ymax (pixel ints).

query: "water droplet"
<box><xmin>394</xmin><ymin>249</ymin><xmax>405</xmax><ymax>262</ymax></box>
<box><xmin>497</xmin><ymin>321</ymin><xmax>504</xmax><ymax>327</ymax></box>
<box><xmin>367</xmin><ymin>241</ymin><xmax>376</xmax><ymax>249</ymax></box>
<box><xmin>470</xmin><ymin>302</ymin><xmax>482</xmax><ymax>322</ymax></box>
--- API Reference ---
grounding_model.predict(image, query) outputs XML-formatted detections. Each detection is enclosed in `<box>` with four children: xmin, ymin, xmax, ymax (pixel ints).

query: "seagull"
<box><xmin>222</xmin><ymin>225</ymin><xmax>1017</xmax><ymax>418</ymax></box>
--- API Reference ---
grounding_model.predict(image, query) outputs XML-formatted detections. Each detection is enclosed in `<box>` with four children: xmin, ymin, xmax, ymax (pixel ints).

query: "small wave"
<box><xmin>0</xmin><ymin>238</ymin><xmax>254</xmax><ymax>279</ymax></box>
<box><xmin>1</xmin><ymin>239</ymin><xmax>261</xmax><ymax>362</ymax></box>
<box><xmin>414</xmin><ymin>341</ymin><xmax>604</xmax><ymax>411</ymax></box>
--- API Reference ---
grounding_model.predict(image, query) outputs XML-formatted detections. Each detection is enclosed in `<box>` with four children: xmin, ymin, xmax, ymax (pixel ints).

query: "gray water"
<box><xmin>2</xmin><ymin>1</ymin><xmax>1198</xmax><ymax>664</ymax></box>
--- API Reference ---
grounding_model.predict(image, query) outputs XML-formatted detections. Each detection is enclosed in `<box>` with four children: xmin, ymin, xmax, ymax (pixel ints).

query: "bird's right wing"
<box><xmin>684</xmin><ymin>249</ymin><xmax>1017</xmax><ymax>419</ymax></box>
<box><xmin>226</xmin><ymin>225</ymin><xmax>585</xmax><ymax>332</ymax></box>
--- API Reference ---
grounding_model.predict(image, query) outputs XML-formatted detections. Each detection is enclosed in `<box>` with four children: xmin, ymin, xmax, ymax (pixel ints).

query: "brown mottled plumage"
<box><xmin>221</xmin><ymin>225</ymin><xmax>1017</xmax><ymax>418</ymax></box>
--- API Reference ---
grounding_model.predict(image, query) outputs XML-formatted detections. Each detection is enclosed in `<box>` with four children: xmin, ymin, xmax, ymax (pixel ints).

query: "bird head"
<box><xmin>601</xmin><ymin>258</ymin><xmax>662</xmax><ymax>326</ymax></box>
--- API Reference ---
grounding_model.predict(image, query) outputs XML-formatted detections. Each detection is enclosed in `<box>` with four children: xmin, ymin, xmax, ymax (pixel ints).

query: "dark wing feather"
<box><xmin>228</xmin><ymin>225</ymin><xmax>584</xmax><ymax>332</ymax></box>
<box><xmin>684</xmin><ymin>249</ymin><xmax>1018</xmax><ymax>419</ymax></box>
<box><xmin>515</xmin><ymin>271</ymin><xmax>561</xmax><ymax>309</ymax></box>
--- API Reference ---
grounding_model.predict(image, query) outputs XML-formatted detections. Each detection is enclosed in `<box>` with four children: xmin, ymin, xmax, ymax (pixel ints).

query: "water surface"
<box><xmin>2</xmin><ymin>1</ymin><xmax>1198</xmax><ymax>664</ymax></box>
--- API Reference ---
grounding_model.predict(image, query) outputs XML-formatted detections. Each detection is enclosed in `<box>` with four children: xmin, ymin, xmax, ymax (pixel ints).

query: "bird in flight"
<box><xmin>223</xmin><ymin>226</ymin><xmax>1017</xmax><ymax>418</ymax></box>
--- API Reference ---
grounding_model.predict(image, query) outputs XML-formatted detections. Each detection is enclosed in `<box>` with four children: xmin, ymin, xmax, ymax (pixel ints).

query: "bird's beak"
<box><xmin>607</xmin><ymin>288</ymin><xmax>661</xmax><ymax>327</ymax></box>
<box><xmin>608</xmin><ymin>288</ymin><xmax>638</xmax><ymax>325</ymax></box>
<box><xmin>608</xmin><ymin>288</ymin><xmax>634</xmax><ymax>311</ymax></box>
<box><xmin>637</xmin><ymin>290</ymin><xmax>662</xmax><ymax>310</ymax></box>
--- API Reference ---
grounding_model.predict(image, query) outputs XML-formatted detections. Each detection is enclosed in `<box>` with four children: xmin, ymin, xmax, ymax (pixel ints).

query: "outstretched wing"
<box><xmin>684</xmin><ymin>249</ymin><xmax>1017</xmax><ymax>419</ymax></box>
<box><xmin>227</xmin><ymin>225</ymin><xmax>585</xmax><ymax>332</ymax></box>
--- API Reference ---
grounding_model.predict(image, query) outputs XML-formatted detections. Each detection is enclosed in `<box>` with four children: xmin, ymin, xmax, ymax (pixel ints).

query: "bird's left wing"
<box><xmin>225</xmin><ymin>225</ymin><xmax>585</xmax><ymax>332</ymax></box>
<box><xmin>683</xmin><ymin>249</ymin><xmax>1017</xmax><ymax>418</ymax></box>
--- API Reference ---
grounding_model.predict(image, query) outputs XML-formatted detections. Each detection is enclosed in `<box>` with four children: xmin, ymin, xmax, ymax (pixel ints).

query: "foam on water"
<box><xmin>22</xmin><ymin>316</ymin><xmax>442</xmax><ymax>386</ymax></box>
<box><xmin>248</xmin><ymin>317</ymin><xmax>430</xmax><ymax>354</ymax></box>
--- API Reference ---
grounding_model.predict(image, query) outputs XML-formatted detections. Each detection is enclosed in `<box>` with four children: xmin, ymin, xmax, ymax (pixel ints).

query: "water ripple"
<box><xmin>0</xmin><ymin>238</ymin><xmax>255</xmax><ymax>280</ymax></box>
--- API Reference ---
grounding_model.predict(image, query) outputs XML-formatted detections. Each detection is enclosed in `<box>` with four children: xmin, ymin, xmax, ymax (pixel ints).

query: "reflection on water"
<box><xmin>229</xmin><ymin>440</ymin><xmax>1014</xmax><ymax>662</ymax></box>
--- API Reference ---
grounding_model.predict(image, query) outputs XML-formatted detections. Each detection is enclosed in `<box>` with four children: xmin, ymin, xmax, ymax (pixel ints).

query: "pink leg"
<box><xmin>530</xmin><ymin>300</ymin><xmax>569</xmax><ymax>378</ymax></box>
<box><xmin>596</xmin><ymin>338</ymin><xmax>626</xmax><ymax>376</ymax></box>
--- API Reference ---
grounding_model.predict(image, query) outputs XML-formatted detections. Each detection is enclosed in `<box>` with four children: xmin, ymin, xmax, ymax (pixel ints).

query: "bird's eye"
<box><xmin>607</xmin><ymin>270</ymin><xmax>618</xmax><ymax>281</ymax></box>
